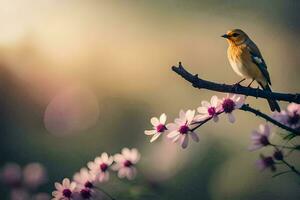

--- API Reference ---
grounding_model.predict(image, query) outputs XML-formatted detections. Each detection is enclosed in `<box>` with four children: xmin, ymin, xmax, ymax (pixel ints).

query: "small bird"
<box><xmin>222</xmin><ymin>29</ymin><xmax>280</xmax><ymax>112</ymax></box>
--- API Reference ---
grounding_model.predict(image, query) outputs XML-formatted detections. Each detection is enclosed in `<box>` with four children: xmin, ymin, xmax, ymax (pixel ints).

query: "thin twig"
<box><xmin>270</xmin><ymin>143</ymin><xmax>297</xmax><ymax>150</ymax></box>
<box><xmin>281</xmin><ymin>159</ymin><xmax>300</xmax><ymax>176</ymax></box>
<box><xmin>191</xmin><ymin>116</ymin><xmax>215</xmax><ymax>132</ymax></box>
<box><xmin>272</xmin><ymin>170</ymin><xmax>292</xmax><ymax>178</ymax></box>
<box><xmin>240</xmin><ymin>104</ymin><xmax>300</xmax><ymax>135</ymax></box>
<box><xmin>269</xmin><ymin>141</ymin><xmax>299</xmax><ymax>177</ymax></box>
<box><xmin>172</xmin><ymin>62</ymin><xmax>300</xmax><ymax>103</ymax></box>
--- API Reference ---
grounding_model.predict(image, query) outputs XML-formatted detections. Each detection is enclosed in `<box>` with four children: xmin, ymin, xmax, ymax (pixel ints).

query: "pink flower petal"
<box><xmin>228</xmin><ymin>113</ymin><xmax>235</xmax><ymax>123</ymax></box>
<box><xmin>70</xmin><ymin>182</ymin><xmax>76</xmax><ymax>190</ymax></box>
<box><xmin>171</xmin><ymin>134</ymin><xmax>180</xmax><ymax>143</ymax></box>
<box><xmin>130</xmin><ymin>149</ymin><xmax>140</xmax><ymax>163</ymax></box>
<box><xmin>186</xmin><ymin>110</ymin><xmax>195</xmax><ymax>123</ymax></box>
<box><xmin>167</xmin><ymin>131</ymin><xmax>180</xmax><ymax>138</ymax></box>
<box><xmin>175</xmin><ymin>118</ymin><xmax>185</xmax><ymax>125</ymax></box>
<box><xmin>287</xmin><ymin>103</ymin><xmax>300</xmax><ymax>113</ymax></box>
<box><xmin>248</xmin><ymin>144</ymin><xmax>263</xmax><ymax>151</ymax></box>
<box><xmin>122</xmin><ymin>148</ymin><xmax>131</xmax><ymax>159</ymax></box>
<box><xmin>251</xmin><ymin>131</ymin><xmax>261</xmax><ymax>140</ymax></box>
<box><xmin>159</xmin><ymin>113</ymin><xmax>167</xmax><ymax>124</ymax></box>
<box><xmin>260</xmin><ymin>124</ymin><xmax>271</xmax><ymax>136</ymax></box>
<box><xmin>54</xmin><ymin>183</ymin><xmax>63</xmax><ymax>191</ymax></box>
<box><xmin>201</xmin><ymin>100</ymin><xmax>210</xmax><ymax>108</ymax></box>
<box><xmin>126</xmin><ymin>167</ymin><xmax>137</xmax><ymax>180</ymax></box>
<box><xmin>181</xmin><ymin>135</ymin><xmax>189</xmax><ymax>149</ymax></box>
<box><xmin>211</xmin><ymin>95</ymin><xmax>219</xmax><ymax>107</ymax></box>
<box><xmin>151</xmin><ymin>117</ymin><xmax>160</xmax><ymax>126</ymax></box>
<box><xmin>114</xmin><ymin>154</ymin><xmax>125</xmax><ymax>163</ymax></box>
<box><xmin>150</xmin><ymin>133</ymin><xmax>161</xmax><ymax>142</ymax></box>
<box><xmin>194</xmin><ymin>114</ymin><xmax>210</xmax><ymax>122</ymax></box>
<box><xmin>118</xmin><ymin>168</ymin><xmax>127</xmax><ymax>179</ymax></box>
<box><xmin>166</xmin><ymin>123</ymin><xmax>178</xmax><ymax>131</ymax></box>
<box><xmin>212</xmin><ymin>115</ymin><xmax>219</xmax><ymax>122</ymax></box>
<box><xmin>99</xmin><ymin>172</ymin><xmax>109</xmax><ymax>182</ymax></box>
<box><xmin>179</xmin><ymin>110</ymin><xmax>186</xmax><ymax>120</ymax></box>
<box><xmin>144</xmin><ymin>130</ymin><xmax>156</xmax><ymax>135</ymax></box>
<box><xmin>197</xmin><ymin>106</ymin><xmax>208</xmax><ymax>114</ymax></box>
<box><xmin>62</xmin><ymin>178</ymin><xmax>70</xmax><ymax>187</ymax></box>
<box><xmin>101</xmin><ymin>152</ymin><xmax>109</xmax><ymax>162</ymax></box>
<box><xmin>190</xmin><ymin>132</ymin><xmax>199</xmax><ymax>142</ymax></box>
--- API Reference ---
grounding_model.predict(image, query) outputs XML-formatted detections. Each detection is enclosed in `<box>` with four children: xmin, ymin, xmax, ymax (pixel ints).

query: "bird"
<box><xmin>221</xmin><ymin>29</ymin><xmax>280</xmax><ymax>112</ymax></box>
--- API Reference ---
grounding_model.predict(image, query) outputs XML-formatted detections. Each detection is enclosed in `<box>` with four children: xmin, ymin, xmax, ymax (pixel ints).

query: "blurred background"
<box><xmin>0</xmin><ymin>0</ymin><xmax>299</xmax><ymax>199</ymax></box>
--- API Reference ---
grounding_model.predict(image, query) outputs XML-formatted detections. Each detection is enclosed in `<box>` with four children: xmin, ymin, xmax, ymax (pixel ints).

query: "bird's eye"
<box><xmin>231</xmin><ymin>33</ymin><xmax>240</xmax><ymax>37</ymax></box>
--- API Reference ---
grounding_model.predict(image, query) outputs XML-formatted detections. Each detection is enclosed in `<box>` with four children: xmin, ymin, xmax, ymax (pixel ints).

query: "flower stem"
<box><xmin>191</xmin><ymin>111</ymin><xmax>224</xmax><ymax>132</ymax></box>
<box><xmin>239</xmin><ymin>104</ymin><xmax>300</xmax><ymax>135</ymax></box>
<box><xmin>281</xmin><ymin>159</ymin><xmax>300</xmax><ymax>177</ymax></box>
<box><xmin>272</xmin><ymin>170</ymin><xmax>292</xmax><ymax>177</ymax></box>
<box><xmin>191</xmin><ymin>117</ymin><xmax>213</xmax><ymax>132</ymax></box>
<box><xmin>271</xmin><ymin>144</ymin><xmax>300</xmax><ymax>177</ymax></box>
<box><xmin>270</xmin><ymin>143</ymin><xmax>296</xmax><ymax>150</ymax></box>
<box><xmin>95</xmin><ymin>187</ymin><xmax>117</xmax><ymax>200</ymax></box>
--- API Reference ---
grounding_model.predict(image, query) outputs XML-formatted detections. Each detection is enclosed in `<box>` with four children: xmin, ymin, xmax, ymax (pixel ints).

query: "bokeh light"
<box><xmin>44</xmin><ymin>86</ymin><xmax>100</xmax><ymax>136</ymax></box>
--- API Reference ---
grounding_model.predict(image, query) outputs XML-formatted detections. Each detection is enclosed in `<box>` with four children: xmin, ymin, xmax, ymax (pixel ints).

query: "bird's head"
<box><xmin>221</xmin><ymin>29</ymin><xmax>249</xmax><ymax>45</ymax></box>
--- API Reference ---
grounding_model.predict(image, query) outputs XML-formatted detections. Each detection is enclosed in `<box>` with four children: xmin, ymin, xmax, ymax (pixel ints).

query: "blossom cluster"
<box><xmin>145</xmin><ymin>94</ymin><xmax>245</xmax><ymax>149</ymax></box>
<box><xmin>250</xmin><ymin>103</ymin><xmax>300</xmax><ymax>173</ymax></box>
<box><xmin>0</xmin><ymin>162</ymin><xmax>49</xmax><ymax>200</ymax></box>
<box><xmin>52</xmin><ymin>148</ymin><xmax>140</xmax><ymax>200</ymax></box>
<box><xmin>145</xmin><ymin>89</ymin><xmax>300</xmax><ymax>176</ymax></box>
<box><xmin>248</xmin><ymin>124</ymin><xmax>281</xmax><ymax>171</ymax></box>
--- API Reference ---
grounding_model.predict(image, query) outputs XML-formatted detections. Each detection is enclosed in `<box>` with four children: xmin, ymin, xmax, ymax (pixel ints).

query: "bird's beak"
<box><xmin>221</xmin><ymin>34</ymin><xmax>229</xmax><ymax>38</ymax></box>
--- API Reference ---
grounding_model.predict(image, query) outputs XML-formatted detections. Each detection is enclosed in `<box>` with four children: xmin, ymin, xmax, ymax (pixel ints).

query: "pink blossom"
<box><xmin>73</xmin><ymin>187</ymin><xmax>93</xmax><ymax>200</ymax></box>
<box><xmin>256</xmin><ymin>154</ymin><xmax>276</xmax><ymax>172</ymax></box>
<box><xmin>273</xmin><ymin>103</ymin><xmax>300</xmax><ymax>129</ymax></box>
<box><xmin>167</xmin><ymin>110</ymin><xmax>199</xmax><ymax>149</ymax></box>
<box><xmin>195</xmin><ymin>95</ymin><xmax>222</xmax><ymax>122</ymax></box>
<box><xmin>73</xmin><ymin>168</ymin><xmax>95</xmax><ymax>189</ymax></box>
<box><xmin>145</xmin><ymin>113</ymin><xmax>167</xmax><ymax>142</ymax></box>
<box><xmin>249</xmin><ymin>124</ymin><xmax>271</xmax><ymax>151</ymax></box>
<box><xmin>287</xmin><ymin>103</ymin><xmax>300</xmax><ymax>114</ymax></box>
<box><xmin>220</xmin><ymin>94</ymin><xmax>245</xmax><ymax>123</ymax></box>
<box><xmin>112</xmin><ymin>148</ymin><xmax>140</xmax><ymax>180</ymax></box>
<box><xmin>87</xmin><ymin>152</ymin><xmax>113</xmax><ymax>183</ymax></box>
<box><xmin>52</xmin><ymin>178</ymin><xmax>77</xmax><ymax>200</ymax></box>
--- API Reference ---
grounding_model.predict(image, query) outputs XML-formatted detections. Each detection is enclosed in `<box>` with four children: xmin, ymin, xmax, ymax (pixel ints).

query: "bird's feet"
<box><xmin>247</xmin><ymin>79</ymin><xmax>255</xmax><ymax>88</ymax></box>
<box><xmin>231</xmin><ymin>83</ymin><xmax>241</xmax><ymax>92</ymax></box>
<box><xmin>231</xmin><ymin>78</ymin><xmax>245</xmax><ymax>91</ymax></box>
<box><xmin>235</xmin><ymin>78</ymin><xmax>246</xmax><ymax>85</ymax></box>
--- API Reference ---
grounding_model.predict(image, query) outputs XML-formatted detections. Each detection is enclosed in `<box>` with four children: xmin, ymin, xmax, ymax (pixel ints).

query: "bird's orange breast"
<box><xmin>227</xmin><ymin>44</ymin><xmax>266</xmax><ymax>85</ymax></box>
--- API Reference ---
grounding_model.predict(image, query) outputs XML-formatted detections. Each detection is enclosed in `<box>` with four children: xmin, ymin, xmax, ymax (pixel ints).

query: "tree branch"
<box><xmin>172</xmin><ymin>62</ymin><xmax>300</xmax><ymax>103</ymax></box>
<box><xmin>240</xmin><ymin>104</ymin><xmax>300</xmax><ymax>135</ymax></box>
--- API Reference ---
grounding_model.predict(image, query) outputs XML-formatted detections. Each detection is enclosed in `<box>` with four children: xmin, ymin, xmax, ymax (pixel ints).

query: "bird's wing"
<box><xmin>247</xmin><ymin>41</ymin><xmax>271</xmax><ymax>85</ymax></box>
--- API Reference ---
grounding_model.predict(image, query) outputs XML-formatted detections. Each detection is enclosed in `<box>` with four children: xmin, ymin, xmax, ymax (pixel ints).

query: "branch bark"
<box><xmin>240</xmin><ymin>104</ymin><xmax>300</xmax><ymax>135</ymax></box>
<box><xmin>172</xmin><ymin>62</ymin><xmax>300</xmax><ymax>103</ymax></box>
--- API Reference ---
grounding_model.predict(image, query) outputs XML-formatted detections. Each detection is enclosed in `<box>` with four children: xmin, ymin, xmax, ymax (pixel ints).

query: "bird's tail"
<box><xmin>259</xmin><ymin>83</ymin><xmax>281</xmax><ymax>112</ymax></box>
